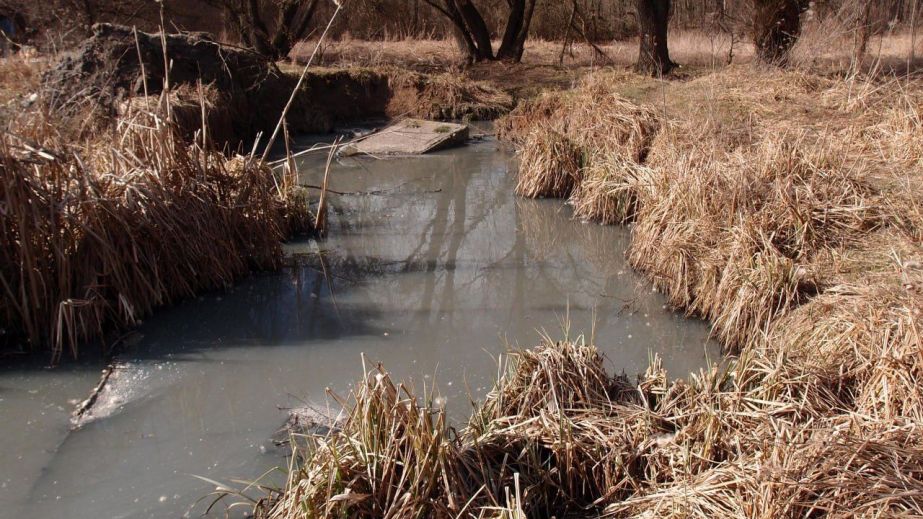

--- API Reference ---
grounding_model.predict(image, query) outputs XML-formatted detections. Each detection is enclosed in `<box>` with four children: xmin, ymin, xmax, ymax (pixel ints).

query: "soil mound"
<box><xmin>41</xmin><ymin>23</ymin><xmax>281</xmax><ymax>144</ymax></box>
<box><xmin>39</xmin><ymin>25</ymin><xmax>512</xmax><ymax>149</ymax></box>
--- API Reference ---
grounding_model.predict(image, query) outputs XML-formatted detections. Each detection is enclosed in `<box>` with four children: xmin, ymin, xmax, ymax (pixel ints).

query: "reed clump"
<box><xmin>0</xmin><ymin>101</ymin><xmax>310</xmax><ymax>361</ymax></box>
<box><xmin>501</xmin><ymin>85</ymin><xmax>659</xmax><ymax>205</ymax></box>
<box><xmin>514</xmin><ymin>127</ymin><xmax>583</xmax><ymax>198</ymax></box>
<box><xmin>266</xmin><ymin>329</ymin><xmax>923</xmax><ymax>518</ymax></box>
<box><xmin>570</xmin><ymin>153</ymin><xmax>655</xmax><ymax>224</ymax></box>
<box><xmin>264</xmin><ymin>360</ymin><xmax>458</xmax><ymax>518</ymax></box>
<box><xmin>481</xmin><ymin>66</ymin><xmax>923</xmax><ymax>516</ymax></box>
<box><xmin>265</xmin><ymin>338</ymin><xmax>663</xmax><ymax>519</ymax></box>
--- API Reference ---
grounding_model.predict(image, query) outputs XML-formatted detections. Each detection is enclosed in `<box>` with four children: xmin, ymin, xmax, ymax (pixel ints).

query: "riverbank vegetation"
<box><xmin>253</xmin><ymin>12</ymin><xmax>923</xmax><ymax>519</ymax></box>
<box><xmin>0</xmin><ymin>95</ymin><xmax>312</xmax><ymax>362</ymax></box>
<box><xmin>2</xmin><ymin>0</ymin><xmax>923</xmax><ymax>514</ymax></box>
<box><xmin>0</xmin><ymin>23</ymin><xmax>509</xmax><ymax>361</ymax></box>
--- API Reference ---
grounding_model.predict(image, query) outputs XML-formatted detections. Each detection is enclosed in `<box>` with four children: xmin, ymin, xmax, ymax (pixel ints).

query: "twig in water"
<box><xmin>298</xmin><ymin>181</ymin><xmax>443</xmax><ymax>196</ymax></box>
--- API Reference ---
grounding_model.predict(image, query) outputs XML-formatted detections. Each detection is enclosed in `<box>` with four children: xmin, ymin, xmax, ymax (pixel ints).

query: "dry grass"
<box><xmin>297</xmin><ymin>31</ymin><xmax>752</xmax><ymax>70</ymax></box>
<box><xmin>261</xmin><ymin>58</ymin><xmax>923</xmax><ymax>519</ymax></box>
<box><xmin>514</xmin><ymin>128</ymin><xmax>583</xmax><ymax>198</ymax></box>
<box><xmin>570</xmin><ymin>154</ymin><xmax>655</xmax><ymax>225</ymax></box>
<box><xmin>294</xmin><ymin>29</ymin><xmax>921</xmax><ymax>81</ymax></box>
<box><xmin>265</xmin><ymin>331</ymin><xmax>923</xmax><ymax>518</ymax></box>
<box><xmin>295</xmin><ymin>38</ymin><xmax>461</xmax><ymax>71</ymax></box>
<box><xmin>263</xmin><ymin>338</ymin><xmax>655</xmax><ymax>519</ymax></box>
<box><xmin>0</xmin><ymin>56</ymin><xmax>44</xmax><ymax>127</ymax></box>
<box><xmin>0</xmin><ymin>97</ymin><xmax>310</xmax><ymax>361</ymax></box>
<box><xmin>502</xmin><ymin>82</ymin><xmax>659</xmax><ymax>201</ymax></box>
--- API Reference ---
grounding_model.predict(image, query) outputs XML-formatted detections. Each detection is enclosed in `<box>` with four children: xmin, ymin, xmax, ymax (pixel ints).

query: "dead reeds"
<box><xmin>266</xmin><ymin>325</ymin><xmax>923</xmax><ymax>518</ymax></box>
<box><xmin>514</xmin><ymin>127</ymin><xmax>583</xmax><ymax>198</ymax></box>
<box><xmin>228</xmin><ymin>56</ymin><xmax>923</xmax><ymax>519</ymax></box>
<box><xmin>248</xmin><ymin>65</ymin><xmax>920</xmax><ymax>518</ymax></box>
<box><xmin>502</xmin><ymin>84</ymin><xmax>659</xmax><ymax>204</ymax></box>
<box><xmin>0</xmin><ymin>100</ymin><xmax>310</xmax><ymax>362</ymax></box>
<box><xmin>570</xmin><ymin>153</ymin><xmax>655</xmax><ymax>225</ymax></box>
<box><xmin>264</xmin><ymin>338</ymin><xmax>658</xmax><ymax>519</ymax></box>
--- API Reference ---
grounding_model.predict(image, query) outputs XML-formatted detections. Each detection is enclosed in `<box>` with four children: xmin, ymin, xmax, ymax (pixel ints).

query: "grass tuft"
<box><xmin>0</xmin><ymin>99</ymin><xmax>310</xmax><ymax>361</ymax></box>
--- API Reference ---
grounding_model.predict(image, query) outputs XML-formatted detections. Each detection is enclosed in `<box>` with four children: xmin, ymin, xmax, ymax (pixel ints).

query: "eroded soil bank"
<box><xmin>41</xmin><ymin>24</ymin><xmax>511</xmax><ymax>149</ymax></box>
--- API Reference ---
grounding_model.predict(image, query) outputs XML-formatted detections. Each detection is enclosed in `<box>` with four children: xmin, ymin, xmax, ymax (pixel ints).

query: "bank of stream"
<box><xmin>0</xmin><ymin>133</ymin><xmax>716</xmax><ymax>518</ymax></box>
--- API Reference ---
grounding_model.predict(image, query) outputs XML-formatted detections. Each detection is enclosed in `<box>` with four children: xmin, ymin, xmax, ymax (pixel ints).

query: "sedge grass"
<box><xmin>251</xmin><ymin>65</ymin><xmax>923</xmax><ymax>519</ymax></box>
<box><xmin>0</xmin><ymin>100</ymin><xmax>310</xmax><ymax>361</ymax></box>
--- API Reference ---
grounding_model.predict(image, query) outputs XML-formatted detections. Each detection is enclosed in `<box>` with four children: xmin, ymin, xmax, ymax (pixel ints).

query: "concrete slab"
<box><xmin>341</xmin><ymin>119</ymin><xmax>469</xmax><ymax>156</ymax></box>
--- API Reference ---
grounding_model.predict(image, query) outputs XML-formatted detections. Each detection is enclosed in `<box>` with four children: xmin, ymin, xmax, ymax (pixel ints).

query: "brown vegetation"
<box><xmin>0</xmin><ymin>29</ymin><xmax>324</xmax><ymax>361</ymax></box>
<box><xmin>264</xmin><ymin>324</ymin><xmax>923</xmax><ymax>517</ymax></box>
<box><xmin>36</xmin><ymin>25</ymin><xmax>510</xmax><ymax>150</ymax></box>
<box><xmin>0</xmin><ymin>54</ymin><xmax>41</xmax><ymax>126</ymax></box>
<box><xmin>262</xmin><ymin>52</ymin><xmax>923</xmax><ymax>517</ymax></box>
<box><xmin>0</xmin><ymin>26</ymin><xmax>512</xmax><ymax>361</ymax></box>
<box><xmin>0</xmin><ymin>100</ymin><xmax>311</xmax><ymax>361</ymax></box>
<box><xmin>499</xmin><ymin>76</ymin><xmax>659</xmax><ymax>199</ymax></box>
<box><xmin>503</xmin><ymin>65</ymin><xmax>922</xmax><ymax>514</ymax></box>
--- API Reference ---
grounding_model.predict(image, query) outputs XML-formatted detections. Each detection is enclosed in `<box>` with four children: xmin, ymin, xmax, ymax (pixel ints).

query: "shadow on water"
<box><xmin>0</xmin><ymin>136</ymin><xmax>718</xmax><ymax>518</ymax></box>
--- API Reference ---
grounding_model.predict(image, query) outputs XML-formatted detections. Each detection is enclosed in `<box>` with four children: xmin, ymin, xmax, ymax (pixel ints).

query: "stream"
<box><xmin>0</xmin><ymin>133</ymin><xmax>717</xmax><ymax>518</ymax></box>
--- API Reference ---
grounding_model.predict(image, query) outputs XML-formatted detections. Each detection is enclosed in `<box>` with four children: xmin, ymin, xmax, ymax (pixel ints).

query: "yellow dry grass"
<box><xmin>294</xmin><ymin>29</ymin><xmax>920</xmax><ymax>77</ymax></box>
<box><xmin>492</xmin><ymin>64</ymin><xmax>923</xmax><ymax>516</ymax></box>
<box><xmin>260</xmin><ymin>36</ymin><xmax>923</xmax><ymax>519</ymax></box>
<box><xmin>502</xmin><ymin>83</ymin><xmax>659</xmax><ymax>201</ymax></box>
<box><xmin>0</xmin><ymin>97</ymin><xmax>310</xmax><ymax>361</ymax></box>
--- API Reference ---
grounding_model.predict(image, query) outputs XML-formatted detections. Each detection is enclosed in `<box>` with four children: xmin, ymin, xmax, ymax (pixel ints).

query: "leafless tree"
<box><xmin>634</xmin><ymin>0</ymin><xmax>675</xmax><ymax>75</ymax></box>
<box><xmin>209</xmin><ymin>0</ymin><xmax>321</xmax><ymax>60</ymax></box>
<box><xmin>423</xmin><ymin>0</ymin><xmax>538</xmax><ymax>63</ymax></box>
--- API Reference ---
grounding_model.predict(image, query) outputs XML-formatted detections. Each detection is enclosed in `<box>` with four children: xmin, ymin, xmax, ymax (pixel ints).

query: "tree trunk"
<box><xmin>496</xmin><ymin>0</ymin><xmax>538</xmax><ymax>61</ymax></box>
<box><xmin>424</xmin><ymin>0</ymin><xmax>494</xmax><ymax>62</ymax></box>
<box><xmin>511</xmin><ymin>0</ymin><xmax>538</xmax><ymax>61</ymax></box>
<box><xmin>455</xmin><ymin>0</ymin><xmax>494</xmax><ymax>60</ymax></box>
<box><xmin>753</xmin><ymin>0</ymin><xmax>806</xmax><ymax>66</ymax></box>
<box><xmin>496</xmin><ymin>0</ymin><xmax>525</xmax><ymax>60</ymax></box>
<box><xmin>635</xmin><ymin>0</ymin><xmax>675</xmax><ymax>76</ymax></box>
<box><xmin>215</xmin><ymin>0</ymin><xmax>320</xmax><ymax>61</ymax></box>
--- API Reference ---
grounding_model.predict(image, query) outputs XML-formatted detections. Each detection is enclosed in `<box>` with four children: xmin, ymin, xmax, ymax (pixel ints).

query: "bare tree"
<box><xmin>634</xmin><ymin>0</ymin><xmax>675</xmax><ymax>75</ymax></box>
<box><xmin>496</xmin><ymin>0</ymin><xmax>538</xmax><ymax>61</ymax></box>
<box><xmin>853</xmin><ymin>0</ymin><xmax>873</xmax><ymax>59</ymax></box>
<box><xmin>211</xmin><ymin>0</ymin><xmax>321</xmax><ymax>60</ymax></box>
<box><xmin>423</xmin><ymin>0</ymin><xmax>538</xmax><ymax>63</ymax></box>
<box><xmin>752</xmin><ymin>0</ymin><xmax>808</xmax><ymax>65</ymax></box>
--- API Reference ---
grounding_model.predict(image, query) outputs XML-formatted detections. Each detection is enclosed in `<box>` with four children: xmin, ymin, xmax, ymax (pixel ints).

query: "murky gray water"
<box><xmin>0</xmin><ymin>136</ymin><xmax>717</xmax><ymax>518</ymax></box>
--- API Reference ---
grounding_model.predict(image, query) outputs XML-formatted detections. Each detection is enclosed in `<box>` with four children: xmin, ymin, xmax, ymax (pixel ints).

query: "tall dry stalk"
<box><xmin>260</xmin><ymin>0</ymin><xmax>345</xmax><ymax>164</ymax></box>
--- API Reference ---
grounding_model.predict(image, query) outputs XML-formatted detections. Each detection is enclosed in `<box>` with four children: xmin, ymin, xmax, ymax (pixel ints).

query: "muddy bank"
<box><xmin>41</xmin><ymin>24</ymin><xmax>511</xmax><ymax>148</ymax></box>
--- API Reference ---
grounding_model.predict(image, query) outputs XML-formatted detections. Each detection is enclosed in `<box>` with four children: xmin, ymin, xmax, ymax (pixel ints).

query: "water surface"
<box><xmin>0</xmin><ymin>136</ymin><xmax>716</xmax><ymax>518</ymax></box>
